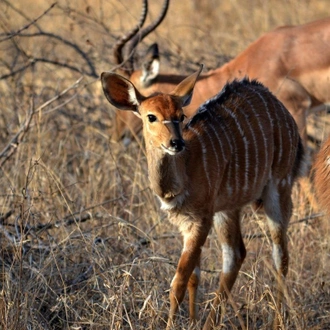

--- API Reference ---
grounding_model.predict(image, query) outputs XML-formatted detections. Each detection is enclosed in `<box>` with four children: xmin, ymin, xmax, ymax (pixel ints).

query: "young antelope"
<box><xmin>101</xmin><ymin>65</ymin><xmax>304</xmax><ymax>329</ymax></box>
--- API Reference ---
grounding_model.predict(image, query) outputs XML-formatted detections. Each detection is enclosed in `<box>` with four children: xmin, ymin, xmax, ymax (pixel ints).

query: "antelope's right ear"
<box><xmin>172</xmin><ymin>64</ymin><xmax>203</xmax><ymax>107</ymax></box>
<box><xmin>101</xmin><ymin>72</ymin><xmax>145</xmax><ymax>111</ymax></box>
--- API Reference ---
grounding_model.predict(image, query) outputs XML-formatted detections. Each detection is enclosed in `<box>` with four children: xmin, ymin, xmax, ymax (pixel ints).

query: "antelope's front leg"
<box><xmin>166</xmin><ymin>221</ymin><xmax>210</xmax><ymax>329</ymax></box>
<box><xmin>187</xmin><ymin>254</ymin><xmax>201</xmax><ymax>321</ymax></box>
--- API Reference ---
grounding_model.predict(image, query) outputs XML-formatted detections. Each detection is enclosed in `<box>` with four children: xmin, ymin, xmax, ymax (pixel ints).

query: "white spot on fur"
<box><xmin>170</xmin><ymin>274</ymin><xmax>177</xmax><ymax>287</ymax></box>
<box><xmin>158</xmin><ymin>192</ymin><xmax>188</xmax><ymax>210</ymax></box>
<box><xmin>214</xmin><ymin>212</ymin><xmax>228</xmax><ymax>227</ymax></box>
<box><xmin>128</xmin><ymin>85</ymin><xmax>140</xmax><ymax>106</ymax></box>
<box><xmin>326</xmin><ymin>156</ymin><xmax>330</xmax><ymax>166</ymax></box>
<box><xmin>272</xmin><ymin>243</ymin><xmax>283</xmax><ymax>272</ymax></box>
<box><xmin>222</xmin><ymin>244</ymin><xmax>235</xmax><ymax>273</ymax></box>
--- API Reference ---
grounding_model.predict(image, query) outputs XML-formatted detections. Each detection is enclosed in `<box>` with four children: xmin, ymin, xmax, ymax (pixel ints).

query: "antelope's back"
<box><xmin>184</xmin><ymin>79</ymin><xmax>303</xmax><ymax>206</ymax></box>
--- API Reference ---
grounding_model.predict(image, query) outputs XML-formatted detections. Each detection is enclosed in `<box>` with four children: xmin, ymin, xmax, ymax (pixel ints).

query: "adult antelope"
<box><xmin>313</xmin><ymin>135</ymin><xmax>330</xmax><ymax>215</ymax></box>
<box><xmin>101</xmin><ymin>65</ymin><xmax>304</xmax><ymax>329</ymax></box>
<box><xmin>113</xmin><ymin>1</ymin><xmax>330</xmax><ymax>148</ymax></box>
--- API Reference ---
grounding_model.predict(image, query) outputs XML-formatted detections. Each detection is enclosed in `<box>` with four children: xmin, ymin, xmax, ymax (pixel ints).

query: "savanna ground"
<box><xmin>0</xmin><ymin>0</ymin><xmax>329</xmax><ymax>329</ymax></box>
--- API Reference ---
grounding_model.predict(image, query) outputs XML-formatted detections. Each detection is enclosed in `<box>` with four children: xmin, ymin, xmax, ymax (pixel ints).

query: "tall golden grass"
<box><xmin>0</xmin><ymin>0</ymin><xmax>329</xmax><ymax>328</ymax></box>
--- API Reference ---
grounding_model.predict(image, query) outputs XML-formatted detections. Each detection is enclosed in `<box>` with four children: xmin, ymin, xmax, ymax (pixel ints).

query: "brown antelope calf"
<box><xmin>313</xmin><ymin>135</ymin><xmax>330</xmax><ymax>215</ymax></box>
<box><xmin>101</xmin><ymin>66</ymin><xmax>304</xmax><ymax>329</ymax></box>
<box><xmin>112</xmin><ymin>0</ymin><xmax>330</xmax><ymax>148</ymax></box>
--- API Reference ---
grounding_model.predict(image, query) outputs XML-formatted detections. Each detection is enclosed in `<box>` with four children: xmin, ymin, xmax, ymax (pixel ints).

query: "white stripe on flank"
<box><xmin>207</xmin><ymin>111</ymin><xmax>234</xmax><ymax>197</ymax></box>
<box><xmin>222</xmin><ymin>105</ymin><xmax>249</xmax><ymax>193</ymax></box>
<box><xmin>188</xmin><ymin>126</ymin><xmax>212</xmax><ymax>191</ymax></box>
<box><xmin>202</xmin><ymin>122</ymin><xmax>221</xmax><ymax>191</ymax></box>
<box><xmin>251</xmin><ymin>87</ymin><xmax>274</xmax><ymax>129</ymax></box>
<box><xmin>208</xmin><ymin>120</ymin><xmax>227</xmax><ymax>162</ymax></box>
<box><xmin>236</xmin><ymin>88</ymin><xmax>269</xmax><ymax>184</ymax></box>
<box><xmin>278</xmin><ymin>101</ymin><xmax>294</xmax><ymax>169</ymax></box>
<box><xmin>243</xmin><ymin>111</ymin><xmax>259</xmax><ymax>190</ymax></box>
<box><xmin>268</xmin><ymin>96</ymin><xmax>284</xmax><ymax>168</ymax></box>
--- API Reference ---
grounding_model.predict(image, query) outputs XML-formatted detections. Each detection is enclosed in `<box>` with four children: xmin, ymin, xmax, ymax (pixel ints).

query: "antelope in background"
<box><xmin>101</xmin><ymin>65</ymin><xmax>304</xmax><ymax>329</ymax></box>
<box><xmin>112</xmin><ymin>0</ymin><xmax>330</xmax><ymax>150</ymax></box>
<box><xmin>313</xmin><ymin>135</ymin><xmax>330</xmax><ymax>215</ymax></box>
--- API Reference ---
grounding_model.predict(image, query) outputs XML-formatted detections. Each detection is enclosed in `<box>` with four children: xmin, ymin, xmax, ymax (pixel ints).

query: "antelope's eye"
<box><xmin>147</xmin><ymin>114</ymin><xmax>157</xmax><ymax>123</ymax></box>
<box><xmin>180</xmin><ymin>115</ymin><xmax>186</xmax><ymax>122</ymax></box>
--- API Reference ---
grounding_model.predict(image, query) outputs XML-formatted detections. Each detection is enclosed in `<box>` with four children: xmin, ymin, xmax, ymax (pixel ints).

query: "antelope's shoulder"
<box><xmin>186</xmin><ymin>78</ymin><xmax>271</xmax><ymax>127</ymax></box>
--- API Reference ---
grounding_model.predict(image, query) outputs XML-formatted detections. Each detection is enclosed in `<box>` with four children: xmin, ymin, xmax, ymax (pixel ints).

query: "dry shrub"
<box><xmin>0</xmin><ymin>0</ymin><xmax>329</xmax><ymax>329</ymax></box>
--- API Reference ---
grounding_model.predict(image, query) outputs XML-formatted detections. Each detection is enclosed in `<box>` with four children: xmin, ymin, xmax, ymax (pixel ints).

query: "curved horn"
<box><xmin>113</xmin><ymin>0</ymin><xmax>148</xmax><ymax>72</ymax></box>
<box><xmin>125</xmin><ymin>0</ymin><xmax>170</xmax><ymax>75</ymax></box>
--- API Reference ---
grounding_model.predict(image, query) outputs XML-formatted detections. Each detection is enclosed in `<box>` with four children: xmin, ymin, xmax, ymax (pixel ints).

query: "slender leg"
<box><xmin>188</xmin><ymin>255</ymin><xmax>201</xmax><ymax>322</ymax></box>
<box><xmin>203</xmin><ymin>210</ymin><xmax>246</xmax><ymax>330</ymax></box>
<box><xmin>262</xmin><ymin>181</ymin><xmax>292</xmax><ymax>330</ymax></box>
<box><xmin>166</xmin><ymin>220</ymin><xmax>211</xmax><ymax>330</ymax></box>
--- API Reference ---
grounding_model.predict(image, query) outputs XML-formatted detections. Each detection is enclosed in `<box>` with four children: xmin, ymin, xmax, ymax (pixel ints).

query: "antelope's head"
<box><xmin>101</xmin><ymin>65</ymin><xmax>203</xmax><ymax>155</ymax></box>
<box><xmin>113</xmin><ymin>0</ymin><xmax>168</xmax><ymax>82</ymax></box>
<box><xmin>110</xmin><ymin>0</ymin><xmax>170</xmax><ymax>143</ymax></box>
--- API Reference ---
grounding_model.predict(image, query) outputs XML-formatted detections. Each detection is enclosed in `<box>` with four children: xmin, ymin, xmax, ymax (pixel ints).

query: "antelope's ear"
<box><xmin>101</xmin><ymin>72</ymin><xmax>145</xmax><ymax>111</ymax></box>
<box><xmin>141</xmin><ymin>43</ymin><xmax>160</xmax><ymax>85</ymax></box>
<box><xmin>172</xmin><ymin>64</ymin><xmax>203</xmax><ymax>107</ymax></box>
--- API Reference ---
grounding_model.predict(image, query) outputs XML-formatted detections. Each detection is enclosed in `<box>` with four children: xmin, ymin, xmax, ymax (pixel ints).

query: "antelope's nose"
<box><xmin>170</xmin><ymin>138</ymin><xmax>185</xmax><ymax>152</ymax></box>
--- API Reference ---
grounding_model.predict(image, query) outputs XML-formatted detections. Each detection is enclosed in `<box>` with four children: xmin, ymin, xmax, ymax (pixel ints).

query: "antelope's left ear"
<box><xmin>172</xmin><ymin>64</ymin><xmax>203</xmax><ymax>107</ymax></box>
<box><xmin>101</xmin><ymin>72</ymin><xmax>145</xmax><ymax>112</ymax></box>
<box><xmin>141</xmin><ymin>43</ymin><xmax>160</xmax><ymax>85</ymax></box>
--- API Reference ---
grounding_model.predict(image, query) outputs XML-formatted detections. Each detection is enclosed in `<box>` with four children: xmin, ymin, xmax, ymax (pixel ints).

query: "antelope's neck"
<box><xmin>146</xmin><ymin>147</ymin><xmax>188</xmax><ymax>210</ymax></box>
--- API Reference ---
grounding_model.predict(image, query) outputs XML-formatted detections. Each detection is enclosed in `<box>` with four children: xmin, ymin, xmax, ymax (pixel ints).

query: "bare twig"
<box><xmin>290</xmin><ymin>212</ymin><xmax>325</xmax><ymax>224</ymax></box>
<box><xmin>0</xmin><ymin>3</ymin><xmax>98</xmax><ymax>79</ymax></box>
<box><xmin>0</xmin><ymin>57</ymin><xmax>96</xmax><ymax>80</ymax></box>
<box><xmin>34</xmin><ymin>76</ymin><xmax>83</xmax><ymax>114</ymax></box>
<box><xmin>0</xmin><ymin>77</ymin><xmax>83</xmax><ymax>168</ymax></box>
<box><xmin>0</xmin><ymin>107</ymin><xmax>34</xmax><ymax>168</ymax></box>
<box><xmin>32</xmin><ymin>195</ymin><xmax>130</xmax><ymax>233</ymax></box>
<box><xmin>0</xmin><ymin>3</ymin><xmax>57</xmax><ymax>42</ymax></box>
<box><xmin>10</xmin><ymin>32</ymin><xmax>98</xmax><ymax>77</ymax></box>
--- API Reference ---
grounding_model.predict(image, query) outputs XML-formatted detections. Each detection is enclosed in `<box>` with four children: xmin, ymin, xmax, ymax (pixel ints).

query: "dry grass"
<box><xmin>0</xmin><ymin>0</ymin><xmax>329</xmax><ymax>329</ymax></box>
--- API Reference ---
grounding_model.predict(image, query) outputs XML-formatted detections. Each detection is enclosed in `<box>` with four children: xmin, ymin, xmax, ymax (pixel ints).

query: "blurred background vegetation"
<box><xmin>0</xmin><ymin>0</ymin><xmax>329</xmax><ymax>329</ymax></box>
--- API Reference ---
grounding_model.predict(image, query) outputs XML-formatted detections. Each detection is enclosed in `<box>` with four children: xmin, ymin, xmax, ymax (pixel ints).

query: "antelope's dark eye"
<box><xmin>147</xmin><ymin>114</ymin><xmax>157</xmax><ymax>123</ymax></box>
<box><xmin>180</xmin><ymin>115</ymin><xmax>186</xmax><ymax>122</ymax></box>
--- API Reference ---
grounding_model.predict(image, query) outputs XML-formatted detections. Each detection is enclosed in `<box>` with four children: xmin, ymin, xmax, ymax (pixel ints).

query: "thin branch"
<box><xmin>290</xmin><ymin>212</ymin><xmax>325</xmax><ymax>224</ymax></box>
<box><xmin>0</xmin><ymin>3</ymin><xmax>57</xmax><ymax>42</ymax></box>
<box><xmin>0</xmin><ymin>107</ymin><xmax>34</xmax><ymax>167</ymax></box>
<box><xmin>0</xmin><ymin>57</ymin><xmax>96</xmax><ymax>80</ymax></box>
<box><xmin>0</xmin><ymin>77</ymin><xmax>84</xmax><ymax>168</ymax></box>
<box><xmin>26</xmin><ymin>188</ymin><xmax>149</xmax><ymax>233</ymax></box>
<box><xmin>34</xmin><ymin>76</ymin><xmax>84</xmax><ymax>114</ymax></box>
<box><xmin>0</xmin><ymin>61</ymin><xmax>32</xmax><ymax>80</ymax></box>
<box><xmin>0</xmin><ymin>31</ymin><xmax>98</xmax><ymax>78</ymax></box>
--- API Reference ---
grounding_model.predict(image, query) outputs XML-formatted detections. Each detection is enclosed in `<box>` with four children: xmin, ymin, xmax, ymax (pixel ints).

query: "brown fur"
<box><xmin>101</xmin><ymin>68</ymin><xmax>304</xmax><ymax>329</ymax></box>
<box><xmin>313</xmin><ymin>135</ymin><xmax>330</xmax><ymax>215</ymax></box>
<box><xmin>115</xmin><ymin>17</ymin><xmax>330</xmax><ymax>148</ymax></box>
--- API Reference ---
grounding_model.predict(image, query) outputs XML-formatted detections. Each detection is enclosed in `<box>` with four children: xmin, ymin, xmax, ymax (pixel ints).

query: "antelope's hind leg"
<box><xmin>166</xmin><ymin>219</ymin><xmax>211</xmax><ymax>330</ymax></box>
<box><xmin>262</xmin><ymin>180</ymin><xmax>293</xmax><ymax>329</ymax></box>
<box><xmin>203</xmin><ymin>210</ymin><xmax>246</xmax><ymax>330</ymax></box>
